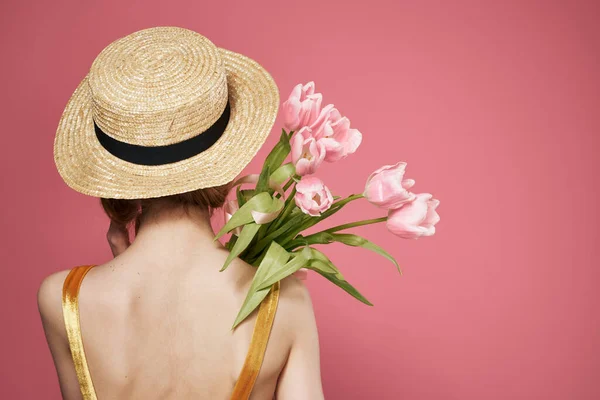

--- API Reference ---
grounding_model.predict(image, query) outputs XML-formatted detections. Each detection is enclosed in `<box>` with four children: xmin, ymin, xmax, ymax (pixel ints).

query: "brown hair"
<box><xmin>100</xmin><ymin>182</ymin><xmax>232</xmax><ymax>235</ymax></box>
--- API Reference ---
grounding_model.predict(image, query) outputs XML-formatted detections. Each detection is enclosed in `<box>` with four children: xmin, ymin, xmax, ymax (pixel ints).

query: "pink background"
<box><xmin>1</xmin><ymin>0</ymin><xmax>599</xmax><ymax>398</ymax></box>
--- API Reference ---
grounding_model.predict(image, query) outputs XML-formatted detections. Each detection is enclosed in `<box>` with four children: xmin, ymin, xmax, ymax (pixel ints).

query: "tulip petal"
<box><xmin>386</xmin><ymin>193</ymin><xmax>439</xmax><ymax>239</ymax></box>
<box><xmin>290</xmin><ymin>131</ymin><xmax>304</xmax><ymax>164</ymax></box>
<box><xmin>282</xmin><ymin>98</ymin><xmax>301</xmax><ymax>131</ymax></box>
<box><xmin>302</xmin><ymin>81</ymin><xmax>315</xmax><ymax>96</ymax></box>
<box><xmin>295</xmin><ymin>158</ymin><xmax>311</xmax><ymax>176</ymax></box>
<box><xmin>289</xmin><ymin>83</ymin><xmax>303</xmax><ymax>100</ymax></box>
<box><xmin>251</xmin><ymin>210</ymin><xmax>280</xmax><ymax>224</ymax></box>
<box><xmin>305</xmin><ymin>93</ymin><xmax>322</xmax><ymax>123</ymax></box>
<box><xmin>423</xmin><ymin>199</ymin><xmax>441</xmax><ymax>227</ymax></box>
<box><xmin>402</xmin><ymin>179</ymin><xmax>416</xmax><ymax>189</ymax></box>
<box><xmin>344</xmin><ymin>128</ymin><xmax>362</xmax><ymax>154</ymax></box>
<box><xmin>310</xmin><ymin>104</ymin><xmax>336</xmax><ymax>139</ymax></box>
<box><xmin>320</xmin><ymin>138</ymin><xmax>345</xmax><ymax>162</ymax></box>
<box><xmin>331</xmin><ymin>116</ymin><xmax>351</xmax><ymax>133</ymax></box>
<box><xmin>296</xmin><ymin>176</ymin><xmax>324</xmax><ymax>193</ymax></box>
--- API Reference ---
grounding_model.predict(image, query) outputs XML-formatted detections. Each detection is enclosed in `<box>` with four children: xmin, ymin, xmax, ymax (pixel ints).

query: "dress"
<box><xmin>62</xmin><ymin>265</ymin><xmax>281</xmax><ymax>400</ymax></box>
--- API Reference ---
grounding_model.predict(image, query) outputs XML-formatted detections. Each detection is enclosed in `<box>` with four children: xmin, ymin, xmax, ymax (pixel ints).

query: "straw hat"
<box><xmin>54</xmin><ymin>26</ymin><xmax>279</xmax><ymax>199</ymax></box>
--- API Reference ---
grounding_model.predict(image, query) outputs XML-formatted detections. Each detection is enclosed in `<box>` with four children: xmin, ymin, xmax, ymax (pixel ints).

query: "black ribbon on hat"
<box><xmin>94</xmin><ymin>101</ymin><xmax>231</xmax><ymax>166</ymax></box>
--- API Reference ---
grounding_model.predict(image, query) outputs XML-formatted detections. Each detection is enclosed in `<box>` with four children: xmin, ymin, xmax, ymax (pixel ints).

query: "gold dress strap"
<box><xmin>62</xmin><ymin>264</ymin><xmax>98</xmax><ymax>400</ymax></box>
<box><xmin>230</xmin><ymin>280</ymin><xmax>281</xmax><ymax>399</ymax></box>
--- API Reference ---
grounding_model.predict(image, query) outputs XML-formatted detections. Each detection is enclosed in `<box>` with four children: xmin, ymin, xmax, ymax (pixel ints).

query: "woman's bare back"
<box><xmin>38</xmin><ymin>213</ymin><xmax>324</xmax><ymax>399</ymax></box>
<box><xmin>75</xmin><ymin>256</ymin><xmax>290</xmax><ymax>398</ymax></box>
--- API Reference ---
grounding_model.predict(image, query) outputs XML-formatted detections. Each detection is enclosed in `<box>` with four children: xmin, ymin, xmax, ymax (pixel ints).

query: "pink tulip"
<box><xmin>364</xmin><ymin>162</ymin><xmax>416</xmax><ymax>209</ymax></box>
<box><xmin>309</xmin><ymin>104</ymin><xmax>337</xmax><ymax>138</ymax></box>
<box><xmin>291</xmin><ymin>127</ymin><xmax>326</xmax><ymax>176</ymax></box>
<box><xmin>224</xmin><ymin>200</ymin><xmax>242</xmax><ymax>235</ymax></box>
<box><xmin>282</xmin><ymin>82</ymin><xmax>323</xmax><ymax>132</ymax></box>
<box><xmin>386</xmin><ymin>193</ymin><xmax>440</xmax><ymax>239</ymax></box>
<box><xmin>310</xmin><ymin>106</ymin><xmax>362</xmax><ymax>162</ymax></box>
<box><xmin>294</xmin><ymin>176</ymin><xmax>334</xmax><ymax>217</ymax></box>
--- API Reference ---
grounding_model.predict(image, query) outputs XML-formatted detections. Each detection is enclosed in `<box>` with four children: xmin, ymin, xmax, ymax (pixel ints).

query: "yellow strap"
<box><xmin>230</xmin><ymin>280</ymin><xmax>281</xmax><ymax>399</ymax></box>
<box><xmin>62</xmin><ymin>265</ymin><xmax>98</xmax><ymax>400</ymax></box>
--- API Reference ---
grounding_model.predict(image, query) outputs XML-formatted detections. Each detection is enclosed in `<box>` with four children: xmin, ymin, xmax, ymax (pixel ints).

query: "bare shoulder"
<box><xmin>37</xmin><ymin>268</ymin><xmax>71</xmax><ymax>334</ymax></box>
<box><xmin>38</xmin><ymin>268</ymin><xmax>85</xmax><ymax>399</ymax></box>
<box><xmin>275</xmin><ymin>274</ymin><xmax>318</xmax><ymax>337</ymax></box>
<box><xmin>272</xmin><ymin>273</ymin><xmax>324</xmax><ymax>398</ymax></box>
<box><xmin>228</xmin><ymin>258</ymin><xmax>317</xmax><ymax>336</ymax></box>
<box><xmin>278</xmin><ymin>273</ymin><xmax>314</xmax><ymax>308</ymax></box>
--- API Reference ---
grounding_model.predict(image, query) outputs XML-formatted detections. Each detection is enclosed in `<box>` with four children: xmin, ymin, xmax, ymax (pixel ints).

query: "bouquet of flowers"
<box><xmin>216</xmin><ymin>82</ymin><xmax>441</xmax><ymax>329</ymax></box>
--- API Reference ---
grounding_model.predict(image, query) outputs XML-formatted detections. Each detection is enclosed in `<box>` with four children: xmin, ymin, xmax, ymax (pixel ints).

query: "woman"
<box><xmin>37</xmin><ymin>26</ymin><xmax>325</xmax><ymax>399</ymax></box>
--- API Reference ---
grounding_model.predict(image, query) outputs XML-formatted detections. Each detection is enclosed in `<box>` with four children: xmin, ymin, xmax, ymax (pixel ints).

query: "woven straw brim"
<box><xmin>54</xmin><ymin>48</ymin><xmax>279</xmax><ymax>199</ymax></box>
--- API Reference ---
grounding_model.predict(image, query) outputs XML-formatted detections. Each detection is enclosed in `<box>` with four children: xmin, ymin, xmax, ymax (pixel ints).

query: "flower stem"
<box><xmin>269</xmin><ymin>186</ymin><xmax>297</xmax><ymax>232</ymax></box>
<box><xmin>322</xmin><ymin>216</ymin><xmax>387</xmax><ymax>234</ymax></box>
<box><xmin>277</xmin><ymin>193</ymin><xmax>365</xmax><ymax>248</ymax></box>
<box><xmin>331</xmin><ymin>193</ymin><xmax>364</xmax><ymax>208</ymax></box>
<box><xmin>305</xmin><ymin>193</ymin><xmax>364</xmax><ymax>226</ymax></box>
<box><xmin>285</xmin><ymin>216</ymin><xmax>388</xmax><ymax>251</ymax></box>
<box><xmin>276</xmin><ymin>174</ymin><xmax>298</xmax><ymax>200</ymax></box>
<box><xmin>282</xmin><ymin>175</ymin><xmax>297</xmax><ymax>192</ymax></box>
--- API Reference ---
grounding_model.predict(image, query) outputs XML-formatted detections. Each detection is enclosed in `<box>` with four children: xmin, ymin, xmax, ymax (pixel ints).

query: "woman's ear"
<box><xmin>107</xmin><ymin>220</ymin><xmax>131</xmax><ymax>257</ymax></box>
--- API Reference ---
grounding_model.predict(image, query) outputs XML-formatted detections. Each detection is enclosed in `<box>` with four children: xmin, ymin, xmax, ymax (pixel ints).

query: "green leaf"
<box><xmin>255</xmin><ymin>165</ymin><xmax>271</xmax><ymax>193</ymax></box>
<box><xmin>308</xmin><ymin>247</ymin><xmax>330</xmax><ymax>263</ymax></box>
<box><xmin>214</xmin><ymin>192</ymin><xmax>274</xmax><ymax>240</ymax></box>
<box><xmin>268</xmin><ymin>185</ymin><xmax>297</xmax><ymax>231</ymax></box>
<box><xmin>283</xmin><ymin>232</ymin><xmax>334</xmax><ymax>249</ymax></box>
<box><xmin>256</xmin><ymin>247</ymin><xmax>311</xmax><ymax>290</ymax></box>
<box><xmin>236</xmin><ymin>185</ymin><xmax>246</xmax><ymax>207</ymax></box>
<box><xmin>252</xmin><ymin>195</ymin><xmax>286</xmax><ymax>248</ymax></box>
<box><xmin>249</xmin><ymin>212</ymin><xmax>308</xmax><ymax>257</ymax></box>
<box><xmin>220</xmin><ymin>223</ymin><xmax>261</xmax><ymax>272</ymax></box>
<box><xmin>239</xmin><ymin>189</ymin><xmax>255</xmax><ymax>204</ymax></box>
<box><xmin>264</xmin><ymin>130</ymin><xmax>292</xmax><ymax>172</ymax></box>
<box><xmin>251</xmin><ymin>196</ymin><xmax>285</xmax><ymax>222</ymax></box>
<box><xmin>225</xmin><ymin>234</ymin><xmax>238</xmax><ymax>251</ymax></box>
<box><xmin>271</xmin><ymin>163</ymin><xmax>296</xmax><ymax>186</ymax></box>
<box><xmin>330</xmin><ymin>233</ymin><xmax>400</xmax><ymax>274</ymax></box>
<box><xmin>286</xmin><ymin>232</ymin><xmax>400</xmax><ymax>275</ymax></box>
<box><xmin>232</xmin><ymin>242</ymin><xmax>291</xmax><ymax>329</ymax></box>
<box><xmin>306</xmin><ymin>257</ymin><xmax>373</xmax><ymax>306</ymax></box>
